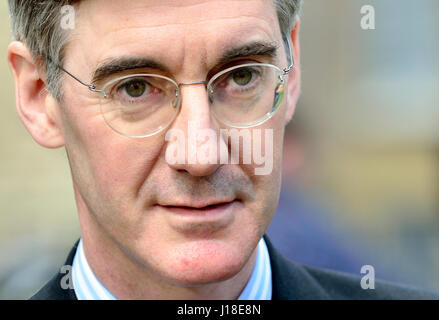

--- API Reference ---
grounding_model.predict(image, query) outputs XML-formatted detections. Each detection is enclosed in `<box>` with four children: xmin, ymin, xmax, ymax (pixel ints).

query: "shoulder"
<box><xmin>300</xmin><ymin>263</ymin><xmax>439</xmax><ymax>300</ymax></box>
<box><xmin>29</xmin><ymin>241</ymin><xmax>79</xmax><ymax>300</ymax></box>
<box><xmin>264</xmin><ymin>235</ymin><xmax>439</xmax><ymax>300</ymax></box>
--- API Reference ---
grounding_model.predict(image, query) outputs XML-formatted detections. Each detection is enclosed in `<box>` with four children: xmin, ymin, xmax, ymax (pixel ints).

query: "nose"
<box><xmin>164</xmin><ymin>83</ymin><xmax>226</xmax><ymax>177</ymax></box>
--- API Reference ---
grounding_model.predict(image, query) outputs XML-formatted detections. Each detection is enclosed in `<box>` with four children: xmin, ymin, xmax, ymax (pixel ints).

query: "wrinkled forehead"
<box><xmin>67</xmin><ymin>0</ymin><xmax>284</xmax><ymax>75</ymax></box>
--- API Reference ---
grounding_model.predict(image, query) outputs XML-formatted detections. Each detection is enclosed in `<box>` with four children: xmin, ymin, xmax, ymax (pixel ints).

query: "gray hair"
<box><xmin>9</xmin><ymin>0</ymin><xmax>302</xmax><ymax>100</ymax></box>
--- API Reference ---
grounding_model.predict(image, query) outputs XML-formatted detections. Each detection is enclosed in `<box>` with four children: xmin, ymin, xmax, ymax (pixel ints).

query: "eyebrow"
<box><xmin>92</xmin><ymin>57</ymin><xmax>168</xmax><ymax>84</ymax></box>
<box><xmin>91</xmin><ymin>40</ymin><xmax>279</xmax><ymax>84</ymax></box>
<box><xmin>217</xmin><ymin>40</ymin><xmax>279</xmax><ymax>66</ymax></box>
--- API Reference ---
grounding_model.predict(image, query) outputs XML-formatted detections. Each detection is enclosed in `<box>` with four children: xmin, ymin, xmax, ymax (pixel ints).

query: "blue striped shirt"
<box><xmin>72</xmin><ymin>237</ymin><xmax>272</xmax><ymax>300</ymax></box>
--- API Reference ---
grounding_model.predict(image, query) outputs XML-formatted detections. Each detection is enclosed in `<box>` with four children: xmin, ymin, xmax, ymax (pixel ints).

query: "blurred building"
<box><xmin>269</xmin><ymin>0</ymin><xmax>439</xmax><ymax>290</ymax></box>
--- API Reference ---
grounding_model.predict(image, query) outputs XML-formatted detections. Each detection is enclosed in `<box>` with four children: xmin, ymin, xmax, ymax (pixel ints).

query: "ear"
<box><xmin>284</xmin><ymin>18</ymin><xmax>301</xmax><ymax>124</ymax></box>
<box><xmin>8</xmin><ymin>41</ymin><xmax>65</xmax><ymax>148</ymax></box>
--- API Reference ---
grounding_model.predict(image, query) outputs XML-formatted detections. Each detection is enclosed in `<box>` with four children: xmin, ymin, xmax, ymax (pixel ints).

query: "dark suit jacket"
<box><xmin>30</xmin><ymin>236</ymin><xmax>439</xmax><ymax>300</ymax></box>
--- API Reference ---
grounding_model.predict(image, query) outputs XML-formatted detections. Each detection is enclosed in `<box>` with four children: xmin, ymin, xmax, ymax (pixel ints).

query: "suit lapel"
<box><xmin>29</xmin><ymin>240</ymin><xmax>79</xmax><ymax>300</ymax></box>
<box><xmin>263</xmin><ymin>235</ymin><xmax>330</xmax><ymax>300</ymax></box>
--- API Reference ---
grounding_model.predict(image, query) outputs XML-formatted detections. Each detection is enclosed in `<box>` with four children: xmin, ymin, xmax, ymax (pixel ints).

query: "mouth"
<box><xmin>155</xmin><ymin>200</ymin><xmax>242</xmax><ymax>237</ymax></box>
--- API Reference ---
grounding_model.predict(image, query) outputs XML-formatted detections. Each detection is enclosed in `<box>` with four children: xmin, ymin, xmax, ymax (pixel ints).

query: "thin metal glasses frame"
<box><xmin>45</xmin><ymin>37</ymin><xmax>295</xmax><ymax>136</ymax></box>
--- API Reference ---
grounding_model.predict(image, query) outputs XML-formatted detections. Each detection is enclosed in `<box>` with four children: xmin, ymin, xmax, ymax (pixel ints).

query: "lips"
<box><xmin>158</xmin><ymin>200</ymin><xmax>236</xmax><ymax>215</ymax></box>
<box><xmin>156</xmin><ymin>200</ymin><xmax>240</xmax><ymax>236</ymax></box>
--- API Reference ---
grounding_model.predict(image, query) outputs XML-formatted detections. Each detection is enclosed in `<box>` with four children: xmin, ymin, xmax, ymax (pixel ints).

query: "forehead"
<box><xmin>70</xmin><ymin>0</ymin><xmax>282</xmax><ymax>74</ymax></box>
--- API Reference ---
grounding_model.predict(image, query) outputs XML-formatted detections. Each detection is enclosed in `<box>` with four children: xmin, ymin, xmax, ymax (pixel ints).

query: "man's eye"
<box><xmin>123</xmin><ymin>80</ymin><xmax>148</xmax><ymax>97</ymax></box>
<box><xmin>232</xmin><ymin>69</ymin><xmax>253</xmax><ymax>86</ymax></box>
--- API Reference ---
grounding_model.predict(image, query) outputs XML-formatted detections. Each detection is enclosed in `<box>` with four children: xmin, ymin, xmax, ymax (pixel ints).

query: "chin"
<box><xmin>151</xmin><ymin>238</ymin><xmax>256</xmax><ymax>287</ymax></box>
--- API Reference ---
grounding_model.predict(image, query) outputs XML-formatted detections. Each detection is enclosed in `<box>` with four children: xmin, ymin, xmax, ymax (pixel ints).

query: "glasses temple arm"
<box><xmin>44</xmin><ymin>54</ymin><xmax>103</xmax><ymax>93</ymax></box>
<box><xmin>283</xmin><ymin>35</ymin><xmax>294</xmax><ymax>75</ymax></box>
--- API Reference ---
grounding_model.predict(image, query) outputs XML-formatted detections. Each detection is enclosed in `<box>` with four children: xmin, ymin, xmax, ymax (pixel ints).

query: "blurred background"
<box><xmin>1</xmin><ymin>0</ymin><xmax>439</xmax><ymax>299</ymax></box>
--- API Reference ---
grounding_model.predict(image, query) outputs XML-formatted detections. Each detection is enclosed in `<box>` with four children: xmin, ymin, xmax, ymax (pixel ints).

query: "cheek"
<box><xmin>87</xmin><ymin>137</ymin><xmax>166</xmax><ymax>204</ymax></box>
<box><xmin>245</xmin><ymin>103</ymin><xmax>286</xmax><ymax>222</ymax></box>
<box><xmin>61</xmin><ymin>98</ymin><xmax>166</xmax><ymax>203</ymax></box>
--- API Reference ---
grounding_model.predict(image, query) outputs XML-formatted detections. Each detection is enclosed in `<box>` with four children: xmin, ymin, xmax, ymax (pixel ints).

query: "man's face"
<box><xmin>57</xmin><ymin>0</ymin><xmax>297</xmax><ymax>285</ymax></box>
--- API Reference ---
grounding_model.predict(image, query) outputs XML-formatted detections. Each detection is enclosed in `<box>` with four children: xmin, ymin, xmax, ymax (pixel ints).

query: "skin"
<box><xmin>8</xmin><ymin>0</ymin><xmax>301</xmax><ymax>299</ymax></box>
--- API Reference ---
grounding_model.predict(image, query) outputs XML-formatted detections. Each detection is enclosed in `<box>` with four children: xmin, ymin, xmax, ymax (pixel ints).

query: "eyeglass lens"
<box><xmin>99</xmin><ymin>64</ymin><xmax>285</xmax><ymax>137</ymax></box>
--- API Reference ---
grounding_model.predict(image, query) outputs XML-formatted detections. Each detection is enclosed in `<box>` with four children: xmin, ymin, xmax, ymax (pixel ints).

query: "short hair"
<box><xmin>8</xmin><ymin>0</ymin><xmax>302</xmax><ymax>100</ymax></box>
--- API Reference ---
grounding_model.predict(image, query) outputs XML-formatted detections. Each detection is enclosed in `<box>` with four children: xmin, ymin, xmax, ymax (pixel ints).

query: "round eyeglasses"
<box><xmin>47</xmin><ymin>55</ymin><xmax>293</xmax><ymax>138</ymax></box>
